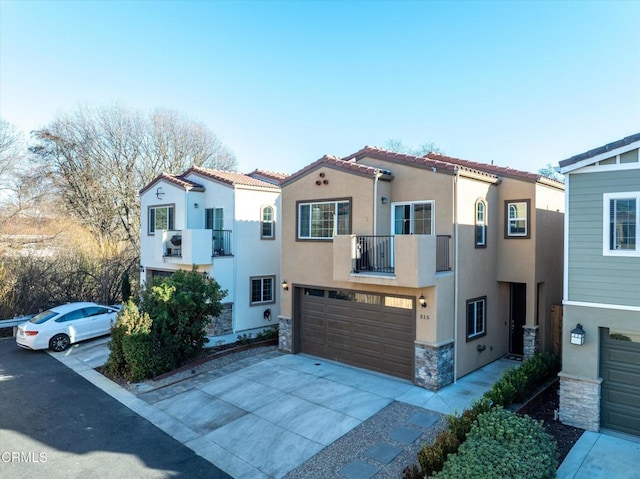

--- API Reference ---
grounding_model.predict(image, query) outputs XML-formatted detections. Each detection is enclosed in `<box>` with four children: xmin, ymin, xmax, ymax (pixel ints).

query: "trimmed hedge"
<box><xmin>434</xmin><ymin>407</ymin><xmax>558</xmax><ymax>479</ymax></box>
<box><xmin>403</xmin><ymin>352</ymin><xmax>560</xmax><ymax>479</ymax></box>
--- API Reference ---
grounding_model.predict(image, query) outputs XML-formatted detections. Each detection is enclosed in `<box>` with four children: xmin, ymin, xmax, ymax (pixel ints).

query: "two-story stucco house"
<box><xmin>139</xmin><ymin>167</ymin><xmax>286</xmax><ymax>339</ymax></box>
<box><xmin>278</xmin><ymin>146</ymin><xmax>564</xmax><ymax>389</ymax></box>
<box><xmin>558</xmin><ymin>133</ymin><xmax>640</xmax><ymax>437</ymax></box>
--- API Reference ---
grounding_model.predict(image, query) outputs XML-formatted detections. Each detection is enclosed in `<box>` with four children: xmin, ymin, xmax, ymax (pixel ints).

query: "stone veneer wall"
<box><xmin>415</xmin><ymin>341</ymin><xmax>454</xmax><ymax>390</ymax></box>
<box><xmin>278</xmin><ymin>316</ymin><xmax>293</xmax><ymax>353</ymax></box>
<box><xmin>523</xmin><ymin>325</ymin><xmax>539</xmax><ymax>359</ymax></box>
<box><xmin>204</xmin><ymin>303</ymin><xmax>233</xmax><ymax>336</ymax></box>
<box><xmin>558</xmin><ymin>372</ymin><xmax>602</xmax><ymax>432</ymax></box>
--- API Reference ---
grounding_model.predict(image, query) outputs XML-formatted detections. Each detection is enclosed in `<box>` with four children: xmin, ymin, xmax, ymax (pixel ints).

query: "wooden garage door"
<box><xmin>300</xmin><ymin>288</ymin><xmax>414</xmax><ymax>380</ymax></box>
<box><xmin>600</xmin><ymin>328</ymin><xmax>640</xmax><ymax>436</ymax></box>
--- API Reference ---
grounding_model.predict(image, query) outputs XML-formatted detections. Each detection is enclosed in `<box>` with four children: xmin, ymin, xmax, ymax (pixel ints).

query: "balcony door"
<box><xmin>392</xmin><ymin>202</ymin><xmax>433</xmax><ymax>235</ymax></box>
<box><xmin>205</xmin><ymin>208</ymin><xmax>224</xmax><ymax>253</ymax></box>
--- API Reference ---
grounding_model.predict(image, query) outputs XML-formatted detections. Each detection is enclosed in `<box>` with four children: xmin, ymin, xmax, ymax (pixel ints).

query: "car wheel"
<box><xmin>49</xmin><ymin>334</ymin><xmax>70</xmax><ymax>352</ymax></box>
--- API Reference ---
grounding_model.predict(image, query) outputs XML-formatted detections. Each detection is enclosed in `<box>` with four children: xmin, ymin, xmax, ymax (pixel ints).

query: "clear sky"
<box><xmin>1</xmin><ymin>0</ymin><xmax>639</xmax><ymax>175</ymax></box>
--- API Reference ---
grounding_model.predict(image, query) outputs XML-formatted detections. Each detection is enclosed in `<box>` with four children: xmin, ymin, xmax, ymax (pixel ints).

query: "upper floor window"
<box><xmin>466</xmin><ymin>296</ymin><xmax>486</xmax><ymax>340</ymax></box>
<box><xmin>261</xmin><ymin>206</ymin><xmax>275</xmax><ymax>239</ymax></box>
<box><xmin>475</xmin><ymin>200</ymin><xmax>487</xmax><ymax>247</ymax></box>
<box><xmin>149</xmin><ymin>205</ymin><xmax>174</xmax><ymax>234</ymax></box>
<box><xmin>250</xmin><ymin>276</ymin><xmax>275</xmax><ymax>305</ymax></box>
<box><xmin>505</xmin><ymin>200</ymin><xmax>530</xmax><ymax>239</ymax></box>
<box><xmin>604</xmin><ymin>192</ymin><xmax>639</xmax><ymax>256</ymax></box>
<box><xmin>298</xmin><ymin>199</ymin><xmax>350</xmax><ymax>239</ymax></box>
<box><xmin>393</xmin><ymin>201</ymin><xmax>433</xmax><ymax>235</ymax></box>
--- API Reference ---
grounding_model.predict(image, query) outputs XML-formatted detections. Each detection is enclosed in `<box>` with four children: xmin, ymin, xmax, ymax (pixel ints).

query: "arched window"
<box><xmin>475</xmin><ymin>200</ymin><xmax>487</xmax><ymax>247</ymax></box>
<box><xmin>261</xmin><ymin>206</ymin><xmax>275</xmax><ymax>239</ymax></box>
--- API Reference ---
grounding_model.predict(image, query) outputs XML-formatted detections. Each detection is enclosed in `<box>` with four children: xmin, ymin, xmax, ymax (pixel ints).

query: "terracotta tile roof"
<box><xmin>139</xmin><ymin>172</ymin><xmax>205</xmax><ymax>195</ymax></box>
<box><xmin>559</xmin><ymin>132</ymin><xmax>640</xmax><ymax>168</ymax></box>
<box><xmin>183</xmin><ymin>166</ymin><xmax>280</xmax><ymax>189</ymax></box>
<box><xmin>344</xmin><ymin>146</ymin><xmax>497</xmax><ymax>179</ymax></box>
<box><xmin>247</xmin><ymin>169</ymin><xmax>290</xmax><ymax>185</ymax></box>
<box><xmin>425</xmin><ymin>152</ymin><xmax>538</xmax><ymax>180</ymax></box>
<box><xmin>281</xmin><ymin>155</ymin><xmax>390</xmax><ymax>187</ymax></box>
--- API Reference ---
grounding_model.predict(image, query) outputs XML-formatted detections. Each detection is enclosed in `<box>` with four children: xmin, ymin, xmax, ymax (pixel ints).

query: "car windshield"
<box><xmin>29</xmin><ymin>310</ymin><xmax>58</xmax><ymax>324</ymax></box>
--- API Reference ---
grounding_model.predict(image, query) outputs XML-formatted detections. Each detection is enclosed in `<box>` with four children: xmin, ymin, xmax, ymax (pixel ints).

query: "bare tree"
<box><xmin>384</xmin><ymin>138</ymin><xmax>444</xmax><ymax>156</ymax></box>
<box><xmin>538</xmin><ymin>163</ymin><xmax>565</xmax><ymax>183</ymax></box>
<box><xmin>30</xmin><ymin>105</ymin><xmax>237</xmax><ymax>250</ymax></box>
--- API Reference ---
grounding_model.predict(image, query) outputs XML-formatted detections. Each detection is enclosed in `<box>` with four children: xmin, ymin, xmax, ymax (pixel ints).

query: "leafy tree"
<box><xmin>384</xmin><ymin>138</ymin><xmax>444</xmax><ymax>156</ymax></box>
<box><xmin>29</xmin><ymin>105</ymin><xmax>237</xmax><ymax>251</ymax></box>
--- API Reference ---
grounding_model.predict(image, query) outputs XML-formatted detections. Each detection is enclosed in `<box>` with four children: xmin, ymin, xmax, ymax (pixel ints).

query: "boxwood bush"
<box><xmin>434</xmin><ymin>407</ymin><xmax>558</xmax><ymax>479</ymax></box>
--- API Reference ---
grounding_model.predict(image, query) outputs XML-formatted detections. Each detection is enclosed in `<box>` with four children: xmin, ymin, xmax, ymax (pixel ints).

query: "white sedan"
<box><xmin>16</xmin><ymin>302</ymin><xmax>120</xmax><ymax>352</ymax></box>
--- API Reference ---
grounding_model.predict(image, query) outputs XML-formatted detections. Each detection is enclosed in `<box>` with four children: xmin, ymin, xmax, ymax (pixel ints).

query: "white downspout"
<box><xmin>453</xmin><ymin>168</ymin><xmax>460</xmax><ymax>383</ymax></box>
<box><xmin>373</xmin><ymin>169</ymin><xmax>381</xmax><ymax>235</ymax></box>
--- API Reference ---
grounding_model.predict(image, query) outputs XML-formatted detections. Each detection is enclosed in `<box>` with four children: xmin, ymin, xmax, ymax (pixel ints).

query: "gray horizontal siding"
<box><xmin>567</xmin><ymin>169</ymin><xmax>640</xmax><ymax>307</ymax></box>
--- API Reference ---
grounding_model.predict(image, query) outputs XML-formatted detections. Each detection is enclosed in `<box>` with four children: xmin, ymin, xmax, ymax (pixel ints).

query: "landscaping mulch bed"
<box><xmin>523</xmin><ymin>381</ymin><xmax>584</xmax><ymax>464</ymax></box>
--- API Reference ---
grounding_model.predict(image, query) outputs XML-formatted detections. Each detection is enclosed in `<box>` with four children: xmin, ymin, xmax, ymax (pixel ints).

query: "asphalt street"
<box><xmin>0</xmin><ymin>337</ymin><xmax>230</xmax><ymax>479</ymax></box>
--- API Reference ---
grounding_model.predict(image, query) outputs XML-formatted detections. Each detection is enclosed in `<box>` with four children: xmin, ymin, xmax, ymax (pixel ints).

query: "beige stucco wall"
<box><xmin>454</xmin><ymin>175</ymin><xmax>508</xmax><ymax>377</ymax></box>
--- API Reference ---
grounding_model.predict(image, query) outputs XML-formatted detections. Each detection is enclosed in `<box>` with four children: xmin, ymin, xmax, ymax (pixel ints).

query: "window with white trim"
<box><xmin>250</xmin><ymin>276</ymin><xmax>275</xmax><ymax>305</ymax></box>
<box><xmin>466</xmin><ymin>297</ymin><xmax>486</xmax><ymax>340</ymax></box>
<box><xmin>604</xmin><ymin>192</ymin><xmax>639</xmax><ymax>256</ymax></box>
<box><xmin>392</xmin><ymin>201</ymin><xmax>434</xmax><ymax>235</ymax></box>
<box><xmin>505</xmin><ymin>200</ymin><xmax>530</xmax><ymax>238</ymax></box>
<box><xmin>298</xmin><ymin>200</ymin><xmax>350</xmax><ymax>239</ymax></box>
<box><xmin>148</xmin><ymin>205</ymin><xmax>174</xmax><ymax>234</ymax></box>
<box><xmin>261</xmin><ymin>206</ymin><xmax>275</xmax><ymax>239</ymax></box>
<box><xmin>475</xmin><ymin>200</ymin><xmax>487</xmax><ymax>247</ymax></box>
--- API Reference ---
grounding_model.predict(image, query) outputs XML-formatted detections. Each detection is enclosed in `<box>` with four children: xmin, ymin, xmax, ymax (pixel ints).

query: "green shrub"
<box><xmin>105</xmin><ymin>299</ymin><xmax>155</xmax><ymax>381</ymax></box>
<box><xmin>434</xmin><ymin>407</ymin><xmax>558</xmax><ymax>479</ymax></box>
<box><xmin>140</xmin><ymin>268</ymin><xmax>227</xmax><ymax>374</ymax></box>
<box><xmin>407</xmin><ymin>353</ymin><xmax>560</xmax><ymax>477</ymax></box>
<box><xmin>256</xmin><ymin>325</ymin><xmax>279</xmax><ymax>341</ymax></box>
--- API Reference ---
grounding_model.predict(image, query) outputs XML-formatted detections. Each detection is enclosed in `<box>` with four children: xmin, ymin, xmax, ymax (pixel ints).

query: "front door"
<box><xmin>509</xmin><ymin>283</ymin><xmax>526</xmax><ymax>355</ymax></box>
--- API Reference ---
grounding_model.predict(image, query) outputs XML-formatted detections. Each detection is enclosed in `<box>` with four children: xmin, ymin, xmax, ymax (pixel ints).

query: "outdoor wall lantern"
<box><xmin>381</xmin><ymin>196</ymin><xmax>389</xmax><ymax>204</ymax></box>
<box><xmin>281</xmin><ymin>280</ymin><xmax>289</xmax><ymax>291</ymax></box>
<box><xmin>570</xmin><ymin>324</ymin><xmax>585</xmax><ymax>345</ymax></box>
<box><xmin>419</xmin><ymin>294</ymin><xmax>427</xmax><ymax>308</ymax></box>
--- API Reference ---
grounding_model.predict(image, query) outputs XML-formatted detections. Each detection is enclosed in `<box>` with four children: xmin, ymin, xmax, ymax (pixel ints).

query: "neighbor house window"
<box><xmin>297</xmin><ymin>199</ymin><xmax>350</xmax><ymax>239</ymax></box>
<box><xmin>467</xmin><ymin>297</ymin><xmax>486</xmax><ymax>340</ymax></box>
<box><xmin>475</xmin><ymin>200</ymin><xmax>487</xmax><ymax>247</ymax></box>
<box><xmin>148</xmin><ymin>205</ymin><xmax>174</xmax><ymax>234</ymax></box>
<box><xmin>205</xmin><ymin>208</ymin><xmax>224</xmax><ymax>230</ymax></box>
<box><xmin>604</xmin><ymin>192</ymin><xmax>639</xmax><ymax>256</ymax></box>
<box><xmin>261</xmin><ymin>206</ymin><xmax>275</xmax><ymax>239</ymax></box>
<box><xmin>250</xmin><ymin>276</ymin><xmax>275</xmax><ymax>305</ymax></box>
<box><xmin>505</xmin><ymin>200</ymin><xmax>530</xmax><ymax>238</ymax></box>
<box><xmin>392</xmin><ymin>201</ymin><xmax>434</xmax><ymax>235</ymax></box>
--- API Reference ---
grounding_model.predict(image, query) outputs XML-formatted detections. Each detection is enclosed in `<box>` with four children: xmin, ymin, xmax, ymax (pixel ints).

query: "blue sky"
<box><xmin>1</xmin><ymin>0</ymin><xmax>639</xmax><ymax>174</ymax></box>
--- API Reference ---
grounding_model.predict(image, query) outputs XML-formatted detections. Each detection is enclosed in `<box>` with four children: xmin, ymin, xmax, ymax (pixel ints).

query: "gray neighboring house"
<box><xmin>558</xmin><ymin>132</ymin><xmax>640</xmax><ymax>437</ymax></box>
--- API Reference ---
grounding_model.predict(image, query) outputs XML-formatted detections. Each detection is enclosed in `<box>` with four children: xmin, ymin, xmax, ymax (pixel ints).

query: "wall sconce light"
<box><xmin>194</xmin><ymin>203</ymin><xmax>199</xmax><ymax>209</ymax></box>
<box><xmin>419</xmin><ymin>294</ymin><xmax>427</xmax><ymax>308</ymax></box>
<box><xmin>381</xmin><ymin>196</ymin><xmax>389</xmax><ymax>204</ymax></box>
<box><xmin>570</xmin><ymin>324</ymin><xmax>585</xmax><ymax>345</ymax></box>
<box><xmin>281</xmin><ymin>280</ymin><xmax>289</xmax><ymax>291</ymax></box>
<box><xmin>139</xmin><ymin>265</ymin><xmax>145</xmax><ymax>273</ymax></box>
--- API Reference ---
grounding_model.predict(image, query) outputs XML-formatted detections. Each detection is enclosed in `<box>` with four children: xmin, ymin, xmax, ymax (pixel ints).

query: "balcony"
<box><xmin>333</xmin><ymin>234</ymin><xmax>452</xmax><ymax>288</ymax></box>
<box><xmin>155</xmin><ymin>229</ymin><xmax>233</xmax><ymax>265</ymax></box>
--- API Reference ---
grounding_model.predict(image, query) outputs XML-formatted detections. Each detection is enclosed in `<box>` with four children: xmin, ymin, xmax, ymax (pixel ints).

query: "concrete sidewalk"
<box><xmin>50</xmin><ymin>338</ymin><xmax>640</xmax><ymax>478</ymax></box>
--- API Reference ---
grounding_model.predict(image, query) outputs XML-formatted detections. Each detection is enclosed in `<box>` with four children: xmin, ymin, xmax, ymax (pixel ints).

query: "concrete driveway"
<box><xmin>50</xmin><ymin>337</ymin><xmax>516</xmax><ymax>478</ymax></box>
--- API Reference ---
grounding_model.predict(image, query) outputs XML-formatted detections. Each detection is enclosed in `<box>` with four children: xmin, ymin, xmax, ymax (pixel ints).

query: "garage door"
<box><xmin>299</xmin><ymin>287</ymin><xmax>414</xmax><ymax>380</ymax></box>
<box><xmin>600</xmin><ymin>328</ymin><xmax>640</xmax><ymax>436</ymax></box>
